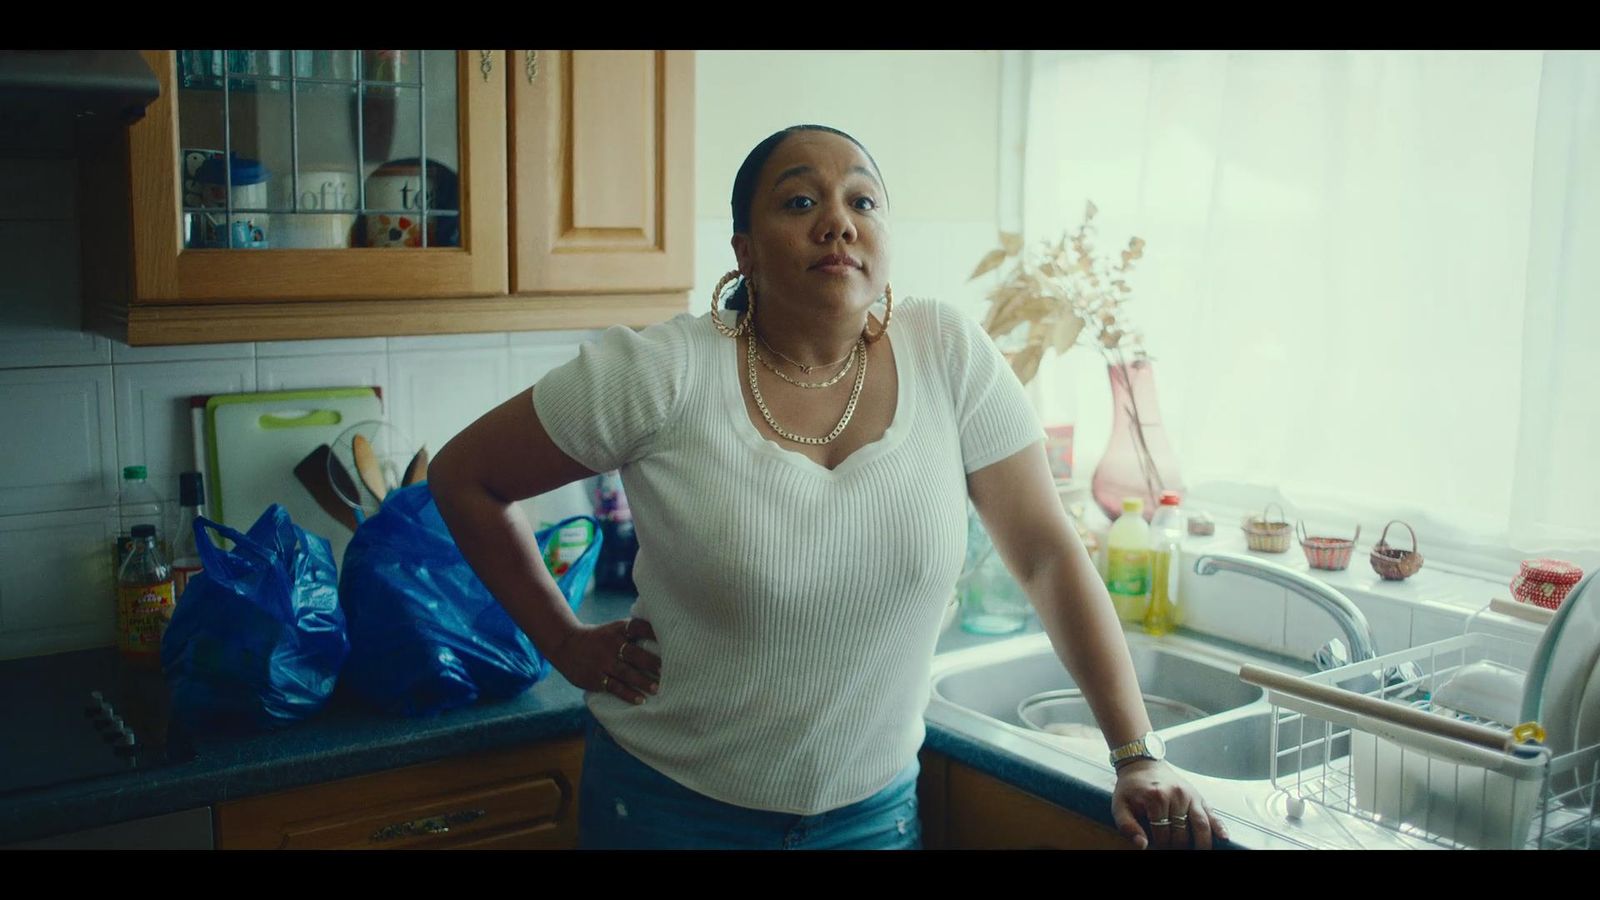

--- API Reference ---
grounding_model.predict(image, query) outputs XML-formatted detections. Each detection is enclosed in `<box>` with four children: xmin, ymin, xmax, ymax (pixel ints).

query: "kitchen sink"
<box><xmin>1161</xmin><ymin>712</ymin><xmax>1352</xmax><ymax>782</ymax></box>
<box><xmin>925</xmin><ymin>629</ymin><xmax>1433</xmax><ymax>849</ymax></box>
<box><xmin>934</xmin><ymin>640</ymin><xmax>1263</xmax><ymax>732</ymax></box>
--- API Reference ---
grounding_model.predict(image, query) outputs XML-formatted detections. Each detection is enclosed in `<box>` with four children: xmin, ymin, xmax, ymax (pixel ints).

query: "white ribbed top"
<box><xmin>533</xmin><ymin>298</ymin><xmax>1043</xmax><ymax>814</ymax></box>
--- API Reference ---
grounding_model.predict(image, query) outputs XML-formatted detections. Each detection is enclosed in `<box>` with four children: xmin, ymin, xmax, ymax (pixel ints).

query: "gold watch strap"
<box><xmin>1109</xmin><ymin>735</ymin><xmax>1152</xmax><ymax>767</ymax></box>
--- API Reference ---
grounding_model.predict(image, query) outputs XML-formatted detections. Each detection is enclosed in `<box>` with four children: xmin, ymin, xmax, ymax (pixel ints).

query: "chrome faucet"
<box><xmin>1192</xmin><ymin>552</ymin><xmax>1378</xmax><ymax>663</ymax></box>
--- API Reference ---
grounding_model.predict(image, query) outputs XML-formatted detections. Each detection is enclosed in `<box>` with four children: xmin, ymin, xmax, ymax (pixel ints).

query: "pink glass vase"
<box><xmin>1091</xmin><ymin>359</ymin><xmax>1185</xmax><ymax>522</ymax></box>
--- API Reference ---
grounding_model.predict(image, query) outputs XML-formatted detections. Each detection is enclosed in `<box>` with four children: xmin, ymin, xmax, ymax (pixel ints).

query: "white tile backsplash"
<box><xmin>1282</xmin><ymin>599</ymin><xmax>1340</xmax><ymax>662</ymax></box>
<box><xmin>386</xmin><ymin>333</ymin><xmax>508</xmax><ymax>352</ymax></box>
<box><xmin>114</xmin><ymin>359</ymin><xmax>258</xmax><ymax>503</ymax></box>
<box><xmin>255</xmin><ymin>338</ymin><xmax>387</xmax><ymax>358</ymax></box>
<box><xmin>256</xmin><ymin>352</ymin><xmax>387</xmax><ymax>394</ymax></box>
<box><xmin>0</xmin><ymin>507</ymin><xmax>119</xmax><ymax>660</ymax></box>
<box><xmin>111</xmin><ymin>341</ymin><xmax>255</xmax><ymax>364</ymax></box>
<box><xmin>1182</xmin><ymin>570</ymin><xmax>1287</xmax><ymax>653</ymax></box>
<box><xmin>1349</xmin><ymin>593</ymin><xmax>1414</xmax><ymax>657</ymax></box>
<box><xmin>0</xmin><ymin>366</ymin><xmax>119</xmax><ymax>516</ymax></box>
<box><xmin>508</xmin><ymin>343</ymin><xmax>583</xmax><ymax>395</ymax></box>
<box><xmin>1411</xmin><ymin>607</ymin><xmax>1467</xmax><ymax>648</ymax></box>
<box><xmin>387</xmin><ymin>347</ymin><xmax>511</xmax><ymax>462</ymax></box>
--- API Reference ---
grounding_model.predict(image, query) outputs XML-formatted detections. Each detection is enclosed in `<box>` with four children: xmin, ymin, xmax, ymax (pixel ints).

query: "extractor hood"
<box><xmin>0</xmin><ymin>50</ymin><xmax>159</xmax><ymax>153</ymax></box>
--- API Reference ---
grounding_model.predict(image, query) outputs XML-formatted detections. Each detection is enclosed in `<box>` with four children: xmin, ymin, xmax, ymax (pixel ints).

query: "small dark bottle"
<box><xmin>593</xmin><ymin>472</ymin><xmax>638</xmax><ymax>593</ymax></box>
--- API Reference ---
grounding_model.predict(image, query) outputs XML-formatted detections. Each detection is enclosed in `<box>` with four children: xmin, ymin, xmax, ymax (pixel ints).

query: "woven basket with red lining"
<box><xmin>1297</xmin><ymin>521</ymin><xmax>1360</xmax><ymax>571</ymax></box>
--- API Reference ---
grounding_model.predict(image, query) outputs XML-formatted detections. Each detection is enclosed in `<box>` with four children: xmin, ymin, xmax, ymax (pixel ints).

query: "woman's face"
<box><xmin>733</xmin><ymin>131</ymin><xmax>890</xmax><ymax>321</ymax></box>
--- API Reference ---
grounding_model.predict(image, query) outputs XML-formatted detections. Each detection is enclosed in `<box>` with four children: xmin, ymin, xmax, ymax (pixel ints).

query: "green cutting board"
<box><xmin>206</xmin><ymin>388</ymin><xmax>383</xmax><ymax>562</ymax></box>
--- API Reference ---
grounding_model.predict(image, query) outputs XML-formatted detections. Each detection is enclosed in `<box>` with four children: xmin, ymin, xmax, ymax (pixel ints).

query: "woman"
<box><xmin>429</xmin><ymin>125</ymin><xmax>1229</xmax><ymax>851</ymax></box>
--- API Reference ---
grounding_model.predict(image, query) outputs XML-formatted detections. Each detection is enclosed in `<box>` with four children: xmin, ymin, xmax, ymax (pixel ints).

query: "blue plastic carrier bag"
<box><xmin>161</xmin><ymin>505</ymin><xmax>348</xmax><ymax>734</ymax></box>
<box><xmin>338</xmin><ymin>482</ymin><xmax>600</xmax><ymax>717</ymax></box>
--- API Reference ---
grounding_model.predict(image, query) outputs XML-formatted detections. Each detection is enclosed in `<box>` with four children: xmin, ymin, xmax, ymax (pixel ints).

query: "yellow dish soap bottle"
<box><xmin>1106</xmin><ymin>497</ymin><xmax>1151</xmax><ymax>624</ymax></box>
<box><xmin>1144</xmin><ymin>491</ymin><xmax>1185</xmax><ymax>635</ymax></box>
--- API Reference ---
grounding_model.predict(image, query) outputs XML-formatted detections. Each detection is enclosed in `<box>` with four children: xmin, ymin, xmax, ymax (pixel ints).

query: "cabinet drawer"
<box><xmin>216</xmin><ymin>736</ymin><xmax>583</xmax><ymax>850</ymax></box>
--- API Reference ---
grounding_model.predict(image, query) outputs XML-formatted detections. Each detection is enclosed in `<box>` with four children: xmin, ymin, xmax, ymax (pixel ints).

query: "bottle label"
<box><xmin>1106</xmin><ymin>547</ymin><xmax>1151</xmax><ymax>596</ymax></box>
<box><xmin>545</xmin><ymin>522</ymin><xmax>594</xmax><ymax>577</ymax></box>
<box><xmin>118</xmin><ymin>580</ymin><xmax>176</xmax><ymax>654</ymax></box>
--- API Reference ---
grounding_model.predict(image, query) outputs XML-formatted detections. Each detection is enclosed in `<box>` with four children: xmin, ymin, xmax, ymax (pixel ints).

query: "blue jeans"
<box><xmin>577</xmin><ymin>715</ymin><xmax>923</xmax><ymax>850</ymax></box>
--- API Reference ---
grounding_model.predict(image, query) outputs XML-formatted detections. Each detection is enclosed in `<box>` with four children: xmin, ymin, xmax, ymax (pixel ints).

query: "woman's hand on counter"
<box><xmin>1111</xmin><ymin>760</ymin><xmax>1229</xmax><ymax>850</ymax></box>
<box><xmin>551</xmin><ymin>617</ymin><xmax>661</xmax><ymax>705</ymax></box>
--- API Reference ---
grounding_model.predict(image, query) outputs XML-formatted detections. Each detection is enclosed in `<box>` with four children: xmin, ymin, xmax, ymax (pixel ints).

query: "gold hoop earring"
<box><xmin>864</xmin><ymin>283</ymin><xmax>894</xmax><ymax>343</ymax></box>
<box><xmin>710</xmin><ymin>270</ymin><xmax>749</xmax><ymax>339</ymax></box>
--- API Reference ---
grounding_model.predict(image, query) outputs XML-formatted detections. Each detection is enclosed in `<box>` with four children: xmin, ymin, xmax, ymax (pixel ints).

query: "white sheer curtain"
<box><xmin>1014</xmin><ymin>50</ymin><xmax>1600</xmax><ymax>570</ymax></box>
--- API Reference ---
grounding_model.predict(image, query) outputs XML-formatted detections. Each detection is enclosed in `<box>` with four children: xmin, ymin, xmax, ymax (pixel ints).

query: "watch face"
<box><xmin>1145</xmin><ymin>731</ymin><xmax>1167</xmax><ymax>760</ymax></box>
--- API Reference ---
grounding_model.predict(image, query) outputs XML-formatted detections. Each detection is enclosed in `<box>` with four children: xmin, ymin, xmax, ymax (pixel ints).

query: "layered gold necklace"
<box><xmin>753</xmin><ymin>331</ymin><xmax>857</xmax><ymax>389</ymax></box>
<box><xmin>746</xmin><ymin>331</ymin><xmax>868</xmax><ymax>446</ymax></box>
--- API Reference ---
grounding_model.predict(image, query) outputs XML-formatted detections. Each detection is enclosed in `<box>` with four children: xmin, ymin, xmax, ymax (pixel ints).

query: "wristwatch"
<box><xmin>1108</xmin><ymin>731</ymin><xmax>1167</xmax><ymax>770</ymax></box>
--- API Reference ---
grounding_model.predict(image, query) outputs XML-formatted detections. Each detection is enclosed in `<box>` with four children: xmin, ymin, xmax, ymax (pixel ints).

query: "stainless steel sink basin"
<box><xmin>934</xmin><ymin>641</ymin><xmax>1263</xmax><ymax>733</ymax></box>
<box><xmin>925</xmin><ymin>629</ymin><xmax>1440</xmax><ymax>849</ymax></box>
<box><xmin>1161</xmin><ymin>712</ymin><xmax>1353</xmax><ymax>781</ymax></box>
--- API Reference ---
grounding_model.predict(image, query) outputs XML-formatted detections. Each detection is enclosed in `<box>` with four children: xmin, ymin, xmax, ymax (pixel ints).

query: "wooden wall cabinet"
<box><xmin>84</xmin><ymin>50</ymin><xmax>693</xmax><ymax>346</ymax></box>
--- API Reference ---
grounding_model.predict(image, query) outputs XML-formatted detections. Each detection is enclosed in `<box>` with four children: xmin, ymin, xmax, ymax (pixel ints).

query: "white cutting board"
<box><xmin>207</xmin><ymin>388</ymin><xmax>383</xmax><ymax>564</ymax></box>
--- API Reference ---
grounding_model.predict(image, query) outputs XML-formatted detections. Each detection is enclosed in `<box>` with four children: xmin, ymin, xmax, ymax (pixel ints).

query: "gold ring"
<box><xmin>600</xmin><ymin>674</ymin><xmax>610</xmax><ymax>691</ymax></box>
<box><xmin>617</xmin><ymin>641</ymin><xmax>629</xmax><ymax>663</ymax></box>
<box><xmin>1149</xmin><ymin>818</ymin><xmax>1171</xmax><ymax>827</ymax></box>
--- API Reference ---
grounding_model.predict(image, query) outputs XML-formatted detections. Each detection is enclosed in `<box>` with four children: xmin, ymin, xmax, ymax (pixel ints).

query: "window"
<box><xmin>1011</xmin><ymin>50</ymin><xmax>1600</xmax><ymax>569</ymax></box>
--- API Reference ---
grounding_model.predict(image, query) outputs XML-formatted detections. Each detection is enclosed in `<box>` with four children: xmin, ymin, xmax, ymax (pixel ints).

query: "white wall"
<box><xmin>692</xmin><ymin>50</ymin><xmax>1003</xmax><ymax>322</ymax></box>
<box><xmin>0</xmin><ymin>50</ymin><xmax>1007</xmax><ymax>660</ymax></box>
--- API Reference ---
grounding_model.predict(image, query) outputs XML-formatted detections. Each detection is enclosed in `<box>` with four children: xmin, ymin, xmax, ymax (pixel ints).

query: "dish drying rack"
<box><xmin>1241</xmin><ymin>631</ymin><xmax>1600</xmax><ymax>850</ymax></box>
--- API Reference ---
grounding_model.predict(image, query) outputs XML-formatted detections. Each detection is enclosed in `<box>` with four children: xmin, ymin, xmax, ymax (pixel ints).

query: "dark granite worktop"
<box><xmin>2</xmin><ymin>594</ymin><xmax>1136</xmax><ymax>847</ymax></box>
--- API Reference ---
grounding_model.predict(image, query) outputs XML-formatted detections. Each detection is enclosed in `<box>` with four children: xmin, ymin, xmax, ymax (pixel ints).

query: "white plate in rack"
<box><xmin>1572</xmin><ymin>653</ymin><xmax>1600</xmax><ymax>811</ymax></box>
<box><xmin>1520</xmin><ymin>570</ymin><xmax>1600</xmax><ymax>804</ymax></box>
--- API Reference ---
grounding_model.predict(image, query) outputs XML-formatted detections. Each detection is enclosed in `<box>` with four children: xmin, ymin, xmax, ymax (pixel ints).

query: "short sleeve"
<box><xmin>934</xmin><ymin>301</ymin><xmax>1047</xmax><ymax>474</ymax></box>
<box><xmin>531</xmin><ymin>318</ymin><xmax>689</xmax><ymax>473</ymax></box>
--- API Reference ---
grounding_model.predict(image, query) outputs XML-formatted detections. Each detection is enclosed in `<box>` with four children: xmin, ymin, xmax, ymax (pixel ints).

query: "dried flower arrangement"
<box><xmin>970</xmin><ymin>201</ymin><xmax>1169</xmax><ymax>504</ymax></box>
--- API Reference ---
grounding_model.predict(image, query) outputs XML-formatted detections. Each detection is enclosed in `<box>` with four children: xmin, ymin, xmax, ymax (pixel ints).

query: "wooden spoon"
<box><xmin>402</xmin><ymin>445</ymin><xmax>430</xmax><ymax>487</ymax></box>
<box><xmin>352</xmin><ymin>433</ymin><xmax>388</xmax><ymax>502</ymax></box>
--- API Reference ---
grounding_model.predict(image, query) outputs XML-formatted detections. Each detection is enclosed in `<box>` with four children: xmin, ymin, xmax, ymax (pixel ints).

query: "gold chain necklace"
<box><xmin>755</xmin><ymin>341</ymin><xmax>857</xmax><ymax>389</ymax></box>
<box><xmin>754</xmin><ymin>327</ymin><xmax>853</xmax><ymax>374</ymax></box>
<box><xmin>747</xmin><ymin>334</ymin><xmax>868</xmax><ymax>445</ymax></box>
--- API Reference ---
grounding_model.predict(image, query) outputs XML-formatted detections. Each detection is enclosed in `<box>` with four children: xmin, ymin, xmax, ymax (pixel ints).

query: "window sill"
<box><xmin>1171</xmin><ymin>528</ymin><xmax>1545</xmax><ymax>662</ymax></box>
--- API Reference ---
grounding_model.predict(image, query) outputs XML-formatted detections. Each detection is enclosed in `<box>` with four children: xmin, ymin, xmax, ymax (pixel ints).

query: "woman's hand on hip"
<box><xmin>550</xmin><ymin>617</ymin><xmax>661</xmax><ymax>705</ymax></box>
<box><xmin>1111</xmin><ymin>760</ymin><xmax>1229</xmax><ymax>850</ymax></box>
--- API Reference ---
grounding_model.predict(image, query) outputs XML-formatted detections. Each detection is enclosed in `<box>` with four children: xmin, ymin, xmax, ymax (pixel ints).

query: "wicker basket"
<box><xmin>1298</xmin><ymin>521</ymin><xmax>1360</xmax><ymax>571</ymax></box>
<box><xmin>1371</xmin><ymin>520</ymin><xmax>1424</xmax><ymax>580</ymax></box>
<box><xmin>1241</xmin><ymin>503</ymin><xmax>1292</xmax><ymax>553</ymax></box>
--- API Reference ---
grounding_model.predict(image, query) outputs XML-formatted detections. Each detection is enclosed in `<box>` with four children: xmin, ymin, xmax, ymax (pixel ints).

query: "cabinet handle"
<box><xmin>479</xmin><ymin>51</ymin><xmax>494</xmax><ymax>83</ymax></box>
<box><xmin>370</xmin><ymin>808</ymin><xmax>487</xmax><ymax>843</ymax></box>
<box><xmin>525</xmin><ymin>50</ymin><xmax>539</xmax><ymax>85</ymax></box>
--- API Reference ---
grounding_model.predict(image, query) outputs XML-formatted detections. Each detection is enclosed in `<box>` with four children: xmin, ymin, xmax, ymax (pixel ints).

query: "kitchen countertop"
<box><xmin>0</xmin><ymin>594</ymin><xmax>1200</xmax><ymax>849</ymax></box>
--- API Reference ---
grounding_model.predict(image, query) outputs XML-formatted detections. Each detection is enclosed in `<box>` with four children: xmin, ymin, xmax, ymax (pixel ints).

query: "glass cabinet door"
<box><xmin>130</xmin><ymin>50</ymin><xmax>506</xmax><ymax>303</ymax></box>
<box><xmin>174</xmin><ymin>50</ymin><xmax>460</xmax><ymax>251</ymax></box>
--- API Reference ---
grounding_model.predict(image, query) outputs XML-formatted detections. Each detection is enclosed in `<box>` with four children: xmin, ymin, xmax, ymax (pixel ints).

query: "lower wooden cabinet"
<box><xmin>215</xmin><ymin>736</ymin><xmax>583</xmax><ymax>850</ymax></box>
<box><xmin>918</xmin><ymin>750</ymin><xmax>1135</xmax><ymax>850</ymax></box>
<box><xmin>215</xmin><ymin>739</ymin><xmax>1122</xmax><ymax>850</ymax></box>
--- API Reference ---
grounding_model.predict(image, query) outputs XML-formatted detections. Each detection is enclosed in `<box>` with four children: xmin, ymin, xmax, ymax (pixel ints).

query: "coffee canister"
<box><xmin>275</xmin><ymin>168</ymin><xmax>357</xmax><ymax>249</ymax></box>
